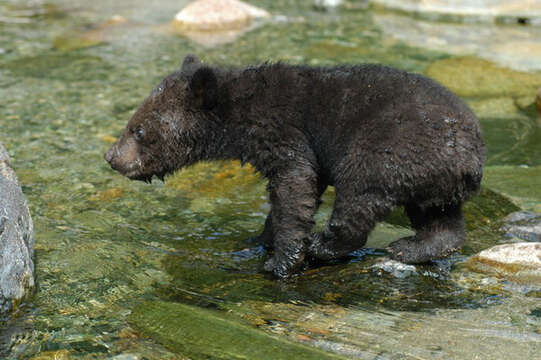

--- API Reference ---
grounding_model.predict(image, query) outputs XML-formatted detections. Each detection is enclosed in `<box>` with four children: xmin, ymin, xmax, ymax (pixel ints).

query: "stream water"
<box><xmin>1</xmin><ymin>0</ymin><xmax>540</xmax><ymax>359</ymax></box>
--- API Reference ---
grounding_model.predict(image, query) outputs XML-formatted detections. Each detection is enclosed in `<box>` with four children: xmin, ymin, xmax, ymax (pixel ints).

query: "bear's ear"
<box><xmin>181</xmin><ymin>54</ymin><xmax>201</xmax><ymax>74</ymax></box>
<box><xmin>189</xmin><ymin>66</ymin><xmax>218</xmax><ymax>110</ymax></box>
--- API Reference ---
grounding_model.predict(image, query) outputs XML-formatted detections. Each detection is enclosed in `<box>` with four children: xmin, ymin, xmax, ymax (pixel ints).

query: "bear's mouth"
<box><xmin>127</xmin><ymin>170</ymin><xmax>167</xmax><ymax>184</ymax></box>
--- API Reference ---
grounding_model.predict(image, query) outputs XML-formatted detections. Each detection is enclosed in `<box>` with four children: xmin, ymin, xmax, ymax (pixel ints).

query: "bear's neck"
<box><xmin>210</xmin><ymin>65</ymin><xmax>308</xmax><ymax>175</ymax></box>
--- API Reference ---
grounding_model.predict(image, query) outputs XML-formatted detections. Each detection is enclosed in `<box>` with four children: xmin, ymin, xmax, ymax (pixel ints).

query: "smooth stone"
<box><xmin>374</xmin><ymin>13</ymin><xmax>541</xmax><ymax>71</ymax></box>
<box><xmin>370</xmin><ymin>0</ymin><xmax>541</xmax><ymax>22</ymax></box>
<box><xmin>372</xmin><ymin>259</ymin><xmax>417</xmax><ymax>278</ymax></box>
<box><xmin>173</xmin><ymin>0</ymin><xmax>269</xmax><ymax>31</ymax></box>
<box><xmin>425</xmin><ymin>57</ymin><xmax>541</xmax><ymax>97</ymax></box>
<box><xmin>469</xmin><ymin>243</ymin><xmax>541</xmax><ymax>281</ymax></box>
<box><xmin>0</xmin><ymin>143</ymin><xmax>35</xmax><ymax>315</ymax></box>
<box><xmin>476</xmin><ymin>243</ymin><xmax>541</xmax><ymax>267</ymax></box>
<box><xmin>314</xmin><ymin>0</ymin><xmax>343</xmax><ymax>8</ymax></box>
<box><xmin>130</xmin><ymin>300</ymin><xmax>347</xmax><ymax>359</ymax></box>
<box><xmin>170</xmin><ymin>26</ymin><xmax>253</xmax><ymax>47</ymax></box>
<box><xmin>109</xmin><ymin>355</ymin><xmax>139</xmax><ymax>360</ymax></box>
<box><xmin>501</xmin><ymin>211</ymin><xmax>541</xmax><ymax>242</ymax></box>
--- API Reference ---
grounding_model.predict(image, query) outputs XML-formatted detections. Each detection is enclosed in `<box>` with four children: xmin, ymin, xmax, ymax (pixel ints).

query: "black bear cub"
<box><xmin>105</xmin><ymin>55</ymin><xmax>485</xmax><ymax>278</ymax></box>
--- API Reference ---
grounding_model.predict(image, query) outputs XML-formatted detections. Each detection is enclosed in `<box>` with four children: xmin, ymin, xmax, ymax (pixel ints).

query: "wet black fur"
<box><xmin>106</xmin><ymin>55</ymin><xmax>485</xmax><ymax>278</ymax></box>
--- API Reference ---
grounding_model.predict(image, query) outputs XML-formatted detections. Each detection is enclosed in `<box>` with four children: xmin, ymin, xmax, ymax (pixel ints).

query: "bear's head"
<box><xmin>105</xmin><ymin>55</ymin><xmax>221</xmax><ymax>182</ymax></box>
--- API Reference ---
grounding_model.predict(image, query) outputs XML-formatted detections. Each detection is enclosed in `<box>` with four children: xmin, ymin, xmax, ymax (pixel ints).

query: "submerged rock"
<box><xmin>483</xmin><ymin>166</ymin><xmax>541</xmax><ymax>212</ymax></box>
<box><xmin>425</xmin><ymin>57</ymin><xmax>541</xmax><ymax>97</ymax></box>
<box><xmin>469</xmin><ymin>243</ymin><xmax>541</xmax><ymax>281</ymax></box>
<box><xmin>0</xmin><ymin>143</ymin><xmax>35</xmax><ymax>314</ymax></box>
<box><xmin>174</xmin><ymin>0</ymin><xmax>269</xmax><ymax>31</ymax></box>
<box><xmin>130</xmin><ymin>300</ymin><xmax>347</xmax><ymax>359</ymax></box>
<box><xmin>370</xmin><ymin>0</ymin><xmax>541</xmax><ymax>23</ymax></box>
<box><xmin>502</xmin><ymin>211</ymin><xmax>541</xmax><ymax>242</ymax></box>
<box><xmin>372</xmin><ymin>259</ymin><xmax>417</xmax><ymax>278</ymax></box>
<box><xmin>53</xmin><ymin>15</ymin><xmax>129</xmax><ymax>52</ymax></box>
<box><xmin>375</xmin><ymin>13</ymin><xmax>541</xmax><ymax>71</ymax></box>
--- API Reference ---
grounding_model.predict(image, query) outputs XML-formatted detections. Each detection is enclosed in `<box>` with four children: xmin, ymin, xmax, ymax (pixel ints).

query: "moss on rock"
<box><xmin>425</xmin><ymin>57</ymin><xmax>541</xmax><ymax>98</ymax></box>
<box><xmin>483</xmin><ymin>166</ymin><xmax>541</xmax><ymax>212</ymax></box>
<box><xmin>130</xmin><ymin>300</ymin><xmax>347</xmax><ymax>359</ymax></box>
<box><xmin>463</xmin><ymin>187</ymin><xmax>520</xmax><ymax>231</ymax></box>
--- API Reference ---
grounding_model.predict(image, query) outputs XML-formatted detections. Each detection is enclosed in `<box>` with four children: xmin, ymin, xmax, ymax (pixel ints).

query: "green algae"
<box><xmin>467</xmin><ymin>97</ymin><xmax>522</xmax><ymax>119</ymax></box>
<box><xmin>425</xmin><ymin>57</ymin><xmax>541</xmax><ymax>98</ymax></box>
<box><xmin>481</xmin><ymin>115</ymin><xmax>541</xmax><ymax>166</ymax></box>
<box><xmin>166</xmin><ymin>161</ymin><xmax>263</xmax><ymax>200</ymax></box>
<box><xmin>483</xmin><ymin>166</ymin><xmax>541</xmax><ymax>212</ymax></box>
<box><xmin>381</xmin><ymin>186</ymin><xmax>518</xmax><ymax>236</ymax></box>
<box><xmin>463</xmin><ymin>187</ymin><xmax>520</xmax><ymax>231</ymax></box>
<box><xmin>467</xmin><ymin>256</ymin><xmax>541</xmax><ymax>284</ymax></box>
<box><xmin>53</xmin><ymin>33</ymin><xmax>105</xmax><ymax>52</ymax></box>
<box><xmin>130</xmin><ymin>300</ymin><xmax>347</xmax><ymax>360</ymax></box>
<box><xmin>3</xmin><ymin>52</ymin><xmax>113</xmax><ymax>81</ymax></box>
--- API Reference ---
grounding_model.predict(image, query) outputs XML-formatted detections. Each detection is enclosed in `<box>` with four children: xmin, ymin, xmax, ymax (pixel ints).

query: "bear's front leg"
<box><xmin>263</xmin><ymin>166</ymin><xmax>320</xmax><ymax>278</ymax></box>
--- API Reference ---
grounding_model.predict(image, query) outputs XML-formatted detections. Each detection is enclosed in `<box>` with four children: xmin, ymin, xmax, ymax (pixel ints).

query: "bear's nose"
<box><xmin>104</xmin><ymin>147</ymin><xmax>116</xmax><ymax>164</ymax></box>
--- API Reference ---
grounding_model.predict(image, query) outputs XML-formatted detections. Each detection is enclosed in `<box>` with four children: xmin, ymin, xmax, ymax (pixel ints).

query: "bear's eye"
<box><xmin>134</xmin><ymin>127</ymin><xmax>145</xmax><ymax>141</ymax></box>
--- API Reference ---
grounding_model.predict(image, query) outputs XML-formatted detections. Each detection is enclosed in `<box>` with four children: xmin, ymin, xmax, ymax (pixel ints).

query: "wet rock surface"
<box><xmin>374</xmin><ymin>13</ymin><xmax>541</xmax><ymax>71</ymax></box>
<box><xmin>502</xmin><ymin>211</ymin><xmax>541</xmax><ymax>242</ymax></box>
<box><xmin>372</xmin><ymin>259</ymin><xmax>417</xmax><ymax>278</ymax></box>
<box><xmin>370</xmin><ymin>0</ymin><xmax>541</xmax><ymax>23</ymax></box>
<box><xmin>130</xmin><ymin>300</ymin><xmax>348</xmax><ymax>359</ymax></box>
<box><xmin>0</xmin><ymin>143</ymin><xmax>35</xmax><ymax>315</ymax></box>
<box><xmin>469</xmin><ymin>243</ymin><xmax>541</xmax><ymax>282</ymax></box>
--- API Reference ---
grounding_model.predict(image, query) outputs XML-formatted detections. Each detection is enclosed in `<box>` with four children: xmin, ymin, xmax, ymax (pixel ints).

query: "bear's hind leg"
<box><xmin>388</xmin><ymin>202</ymin><xmax>465</xmax><ymax>264</ymax></box>
<box><xmin>308</xmin><ymin>191</ymin><xmax>394</xmax><ymax>261</ymax></box>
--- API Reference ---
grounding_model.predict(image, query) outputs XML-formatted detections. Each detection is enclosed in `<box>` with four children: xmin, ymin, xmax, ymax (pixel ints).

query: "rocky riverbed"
<box><xmin>0</xmin><ymin>0</ymin><xmax>540</xmax><ymax>359</ymax></box>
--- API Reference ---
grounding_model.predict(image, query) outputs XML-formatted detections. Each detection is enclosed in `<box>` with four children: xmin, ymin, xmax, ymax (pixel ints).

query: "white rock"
<box><xmin>476</xmin><ymin>243</ymin><xmax>541</xmax><ymax>268</ymax></box>
<box><xmin>174</xmin><ymin>0</ymin><xmax>269</xmax><ymax>31</ymax></box>
<box><xmin>372</xmin><ymin>259</ymin><xmax>417</xmax><ymax>278</ymax></box>
<box><xmin>314</xmin><ymin>0</ymin><xmax>343</xmax><ymax>8</ymax></box>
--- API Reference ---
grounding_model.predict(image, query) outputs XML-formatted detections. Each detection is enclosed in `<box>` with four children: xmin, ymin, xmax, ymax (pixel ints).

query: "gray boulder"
<box><xmin>501</xmin><ymin>211</ymin><xmax>541</xmax><ymax>242</ymax></box>
<box><xmin>0</xmin><ymin>143</ymin><xmax>34</xmax><ymax>314</ymax></box>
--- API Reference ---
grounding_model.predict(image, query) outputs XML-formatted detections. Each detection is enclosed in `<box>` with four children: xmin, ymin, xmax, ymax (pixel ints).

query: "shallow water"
<box><xmin>1</xmin><ymin>0</ymin><xmax>540</xmax><ymax>359</ymax></box>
